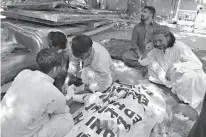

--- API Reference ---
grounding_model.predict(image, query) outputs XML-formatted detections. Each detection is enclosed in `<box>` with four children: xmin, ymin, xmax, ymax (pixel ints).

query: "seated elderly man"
<box><xmin>139</xmin><ymin>27</ymin><xmax>206</xmax><ymax>108</ymax></box>
<box><xmin>1</xmin><ymin>49</ymin><xmax>74</xmax><ymax>137</ymax></box>
<box><xmin>62</xmin><ymin>35</ymin><xmax>115</xmax><ymax>102</ymax></box>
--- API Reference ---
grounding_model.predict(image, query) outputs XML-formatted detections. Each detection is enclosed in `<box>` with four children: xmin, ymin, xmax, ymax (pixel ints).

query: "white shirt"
<box><xmin>68</xmin><ymin>42</ymin><xmax>115</xmax><ymax>92</ymax></box>
<box><xmin>139</xmin><ymin>41</ymin><xmax>203</xmax><ymax>73</ymax></box>
<box><xmin>1</xmin><ymin>70</ymin><xmax>68</xmax><ymax>137</ymax></box>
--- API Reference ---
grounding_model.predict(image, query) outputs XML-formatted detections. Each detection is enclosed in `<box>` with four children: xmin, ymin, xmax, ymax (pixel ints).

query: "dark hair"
<box><xmin>48</xmin><ymin>31</ymin><xmax>67</xmax><ymax>49</ymax></box>
<box><xmin>71</xmin><ymin>34</ymin><xmax>93</xmax><ymax>57</ymax></box>
<box><xmin>166</xmin><ymin>32</ymin><xmax>176</xmax><ymax>48</ymax></box>
<box><xmin>144</xmin><ymin>6</ymin><xmax>156</xmax><ymax>18</ymax></box>
<box><xmin>36</xmin><ymin>48</ymin><xmax>62</xmax><ymax>74</ymax></box>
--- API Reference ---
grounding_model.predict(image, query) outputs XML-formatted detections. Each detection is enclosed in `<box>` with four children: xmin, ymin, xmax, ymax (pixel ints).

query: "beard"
<box><xmin>140</xmin><ymin>15</ymin><xmax>145</xmax><ymax>22</ymax></box>
<box><xmin>141</xmin><ymin>15</ymin><xmax>148</xmax><ymax>22</ymax></box>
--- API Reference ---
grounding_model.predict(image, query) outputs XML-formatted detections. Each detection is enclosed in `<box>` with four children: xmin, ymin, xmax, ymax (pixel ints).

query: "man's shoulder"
<box><xmin>93</xmin><ymin>41</ymin><xmax>108</xmax><ymax>51</ymax></box>
<box><xmin>20</xmin><ymin>69</ymin><xmax>32</xmax><ymax>74</ymax></box>
<box><xmin>173</xmin><ymin>41</ymin><xmax>190</xmax><ymax>51</ymax></box>
<box><xmin>92</xmin><ymin>41</ymin><xmax>111</xmax><ymax>63</ymax></box>
<box><xmin>14</xmin><ymin>69</ymin><xmax>33</xmax><ymax>79</ymax></box>
<box><xmin>93</xmin><ymin>41</ymin><xmax>102</xmax><ymax>46</ymax></box>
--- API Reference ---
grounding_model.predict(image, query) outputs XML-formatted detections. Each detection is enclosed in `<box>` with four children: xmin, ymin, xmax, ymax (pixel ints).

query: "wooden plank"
<box><xmin>67</xmin><ymin>23</ymin><xmax>114</xmax><ymax>42</ymax></box>
<box><xmin>7</xmin><ymin>1</ymin><xmax>66</xmax><ymax>10</ymax></box>
<box><xmin>2</xmin><ymin>10</ymin><xmax>100</xmax><ymax>22</ymax></box>
<box><xmin>2</xmin><ymin>9</ymin><xmax>123</xmax><ymax>23</ymax></box>
<box><xmin>2</xmin><ymin>12</ymin><xmax>101</xmax><ymax>26</ymax></box>
<box><xmin>2</xmin><ymin>19</ymin><xmax>89</xmax><ymax>36</ymax></box>
<box><xmin>86</xmin><ymin>20</ymin><xmax>110</xmax><ymax>30</ymax></box>
<box><xmin>57</xmin><ymin>25</ymin><xmax>88</xmax><ymax>36</ymax></box>
<box><xmin>84</xmin><ymin>23</ymin><xmax>114</xmax><ymax>35</ymax></box>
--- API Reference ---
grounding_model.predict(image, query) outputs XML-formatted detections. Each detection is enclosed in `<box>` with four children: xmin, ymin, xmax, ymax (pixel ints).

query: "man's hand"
<box><xmin>74</xmin><ymin>84</ymin><xmax>93</xmax><ymax>94</ymax></box>
<box><xmin>62</xmin><ymin>83</ymin><xmax>69</xmax><ymax>94</ymax></box>
<box><xmin>165</xmin><ymin>66</ymin><xmax>176</xmax><ymax>81</ymax></box>
<box><xmin>74</xmin><ymin>84</ymin><xmax>85</xmax><ymax>94</ymax></box>
<box><xmin>145</xmin><ymin>42</ymin><xmax>154</xmax><ymax>51</ymax></box>
<box><xmin>141</xmin><ymin>50</ymin><xmax>150</xmax><ymax>60</ymax></box>
<box><xmin>62</xmin><ymin>75</ymin><xmax>71</xmax><ymax>94</ymax></box>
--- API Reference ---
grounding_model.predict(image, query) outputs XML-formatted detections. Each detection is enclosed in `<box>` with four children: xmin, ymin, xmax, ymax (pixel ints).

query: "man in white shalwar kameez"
<box><xmin>139</xmin><ymin>27</ymin><xmax>206</xmax><ymax>108</ymax></box>
<box><xmin>1</xmin><ymin>49</ymin><xmax>74</xmax><ymax>137</ymax></box>
<box><xmin>62</xmin><ymin>35</ymin><xmax>115</xmax><ymax>103</ymax></box>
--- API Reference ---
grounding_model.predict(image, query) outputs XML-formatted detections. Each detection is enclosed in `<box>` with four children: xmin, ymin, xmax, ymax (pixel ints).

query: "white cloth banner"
<box><xmin>65</xmin><ymin>82</ymin><xmax>166</xmax><ymax>137</ymax></box>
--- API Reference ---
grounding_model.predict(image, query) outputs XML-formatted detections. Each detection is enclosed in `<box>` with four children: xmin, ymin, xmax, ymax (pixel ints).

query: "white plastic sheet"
<box><xmin>65</xmin><ymin>82</ymin><xmax>166</xmax><ymax>137</ymax></box>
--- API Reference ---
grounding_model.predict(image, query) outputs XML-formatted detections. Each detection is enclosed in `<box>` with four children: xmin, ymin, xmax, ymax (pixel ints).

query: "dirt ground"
<box><xmin>90</xmin><ymin>25</ymin><xmax>206</xmax><ymax>137</ymax></box>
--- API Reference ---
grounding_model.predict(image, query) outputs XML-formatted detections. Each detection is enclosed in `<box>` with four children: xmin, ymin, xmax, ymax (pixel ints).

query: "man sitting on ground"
<box><xmin>122</xmin><ymin>6</ymin><xmax>161</xmax><ymax>76</ymax></box>
<box><xmin>62</xmin><ymin>35</ymin><xmax>115</xmax><ymax>101</ymax></box>
<box><xmin>139</xmin><ymin>27</ymin><xmax>206</xmax><ymax>108</ymax></box>
<box><xmin>1</xmin><ymin>49</ymin><xmax>74</xmax><ymax>137</ymax></box>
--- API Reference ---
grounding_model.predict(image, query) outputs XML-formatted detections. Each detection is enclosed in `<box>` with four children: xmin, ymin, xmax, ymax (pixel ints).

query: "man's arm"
<box><xmin>131</xmin><ymin>25</ymin><xmax>139</xmax><ymax>44</ymax></box>
<box><xmin>44</xmin><ymin>85</ymin><xmax>69</xmax><ymax>115</ymax></box>
<box><xmin>173</xmin><ymin>47</ymin><xmax>203</xmax><ymax>71</ymax></box>
<box><xmin>64</xmin><ymin>52</ymin><xmax>81</xmax><ymax>85</ymax></box>
<box><xmin>87</xmin><ymin>64</ymin><xmax>111</xmax><ymax>93</ymax></box>
<box><xmin>138</xmin><ymin>49</ymin><xmax>155</xmax><ymax>66</ymax></box>
<box><xmin>74</xmin><ymin>84</ymin><xmax>93</xmax><ymax>94</ymax></box>
<box><xmin>68</xmin><ymin>54</ymin><xmax>81</xmax><ymax>77</ymax></box>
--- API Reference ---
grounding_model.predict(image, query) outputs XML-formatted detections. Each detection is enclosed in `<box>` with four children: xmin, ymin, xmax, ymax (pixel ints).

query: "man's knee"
<box><xmin>149</xmin><ymin>61</ymin><xmax>160</xmax><ymax>71</ymax></box>
<box><xmin>122</xmin><ymin>51</ymin><xmax>141</xmax><ymax>68</ymax></box>
<box><xmin>148</xmin><ymin>61</ymin><xmax>161</xmax><ymax>77</ymax></box>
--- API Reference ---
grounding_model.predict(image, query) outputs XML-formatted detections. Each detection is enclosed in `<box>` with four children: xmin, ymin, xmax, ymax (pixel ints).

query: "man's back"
<box><xmin>91</xmin><ymin>42</ymin><xmax>114</xmax><ymax>69</ymax></box>
<box><xmin>1</xmin><ymin>69</ymin><xmax>65</xmax><ymax>137</ymax></box>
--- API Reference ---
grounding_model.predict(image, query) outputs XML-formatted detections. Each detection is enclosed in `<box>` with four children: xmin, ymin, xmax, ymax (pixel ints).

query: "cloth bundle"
<box><xmin>65</xmin><ymin>82</ymin><xmax>166</xmax><ymax>137</ymax></box>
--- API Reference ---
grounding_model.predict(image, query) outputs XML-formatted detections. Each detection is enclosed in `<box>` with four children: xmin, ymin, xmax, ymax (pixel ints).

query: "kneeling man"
<box><xmin>1</xmin><ymin>49</ymin><xmax>74</xmax><ymax>137</ymax></box>
<box><xmin>62</xmin><ymin>35</ymin><xmax>115</xmax><ymax>97</ymax></box>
